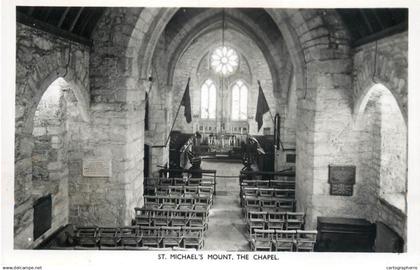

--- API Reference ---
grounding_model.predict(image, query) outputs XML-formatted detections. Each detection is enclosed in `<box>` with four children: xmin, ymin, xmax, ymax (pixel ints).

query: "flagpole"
<box><xmin>155</xmin><ymin>77</ymin><xmax>190</xmax><ymax>148</ymax></box>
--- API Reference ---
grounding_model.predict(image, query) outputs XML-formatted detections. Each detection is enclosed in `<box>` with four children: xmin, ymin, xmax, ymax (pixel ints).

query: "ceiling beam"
<box><xmin>57</xmin><ymin>7</ymin><xmax>71</xmax><ymax>28</ymax></box>
<box><xmin>79</xmin><ymin>10</ymin><xmax>95</xmax><ymax>36</ymax></box>
<box><xmin>360</xmin><ymin>10</ymin><xmax>374</xmax><ymax>34</ymax></box>
<box><xmin>353</xmin><ymin>21</ymin><xmax>407</xmax><ymax>48</ymax></box>
<box><xmin>372</xmin><ymin>10</ymin><xmax>385</xmax><ymax>30</ymax></box>
<box><xmin>17</xmin><ymin>11</ymin><xmax>92</xmax><ymax>47</ymax></box>
<box><xmin>69</xmin><ymin>7</ymin><xmax>84</xmax><ymax>32</ymax></box>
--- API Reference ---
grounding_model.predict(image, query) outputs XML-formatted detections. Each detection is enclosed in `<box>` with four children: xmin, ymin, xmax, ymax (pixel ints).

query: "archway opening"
<box><xmin>358</xmin><ymin>83</ymin><xmax>407</xmax><ymax>213</ymax></box>
<box><xmin>31</xmin><ymin>77</ymin><xmax>86</xmax><ymax>244</ymax></box>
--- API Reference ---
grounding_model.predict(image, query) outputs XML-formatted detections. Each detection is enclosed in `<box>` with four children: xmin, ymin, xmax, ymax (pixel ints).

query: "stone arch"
<box><xmin>354</xmin><ymin>83</ymin><xmax>407</xmax><ymax>241</ymax></box>
<box><xmin>353</xmin><ymin>40</ymin><xmax>408</xmax><ymax>124</ymax></box>
<box><xmin>164</xmin><ymin>10</ymin><xmax>290</xmax><ymax>96</ymax></box>
<box><xmin>91</xmin><ymin>7</ymin><xmax>352</xmax><ymax>230</ymax></box>
<box><xmin>24</xmin><ymin>70</ymin><xmax>90</xmax><ymax>136</ymax></box>
<box><xmin>354</xmin><ymin>81</ymin><xmax>407</xmax><ymax>126</ymax></box>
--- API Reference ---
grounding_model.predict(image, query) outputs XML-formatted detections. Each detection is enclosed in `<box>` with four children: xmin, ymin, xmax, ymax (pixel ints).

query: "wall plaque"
<box><xmin>82</xmin><ymin>159</ymin><xmax>112</xmax><ymax>177</ymax></box>
<box><xmin>328</xmin><ymin>165</ymin><xmax>356</xmax><ymax>196</ymax></box>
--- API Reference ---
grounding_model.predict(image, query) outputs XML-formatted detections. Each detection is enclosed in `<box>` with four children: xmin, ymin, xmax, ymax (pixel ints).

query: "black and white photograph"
<box><xmin>1</xmin><ymin>0</ymin><xmax>420</xmax><ymax>269</ymax></box>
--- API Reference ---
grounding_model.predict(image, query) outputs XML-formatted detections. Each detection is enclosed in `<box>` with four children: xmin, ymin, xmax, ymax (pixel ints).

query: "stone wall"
<box><xmin>75</xmin><ymin>8</ymin><xmax>175</xmax><ymax>227</ymax></box>
<box><xmin>15</xmin><ymin>23</ymin><xmax>90</xmax><ymax>248</ymax></box>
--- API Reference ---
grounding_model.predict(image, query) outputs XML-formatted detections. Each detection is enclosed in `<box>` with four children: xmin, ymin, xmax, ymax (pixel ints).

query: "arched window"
<box><xmin>231</xmin><ymin>80</ymin><xmax>248</xmax><ymax>121</ymax></box>
<box><xmin>201</xmin><ymin>79</ymin><xmax>216</xmax><ymax>119</ymax></box>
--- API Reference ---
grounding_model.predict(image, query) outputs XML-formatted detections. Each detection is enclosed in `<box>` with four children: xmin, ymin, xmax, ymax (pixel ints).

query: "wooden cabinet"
<box><xmin>316</xmin><ymin>217</ymin><xmax>376</xmax><ymax>252</ymax></box>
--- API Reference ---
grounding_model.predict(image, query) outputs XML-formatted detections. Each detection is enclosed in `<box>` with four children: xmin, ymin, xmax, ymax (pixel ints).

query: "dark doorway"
<box><xmin>33</xmin><ymin>194</ymin><xmax>52</xmax><ymax>240</ymax></box>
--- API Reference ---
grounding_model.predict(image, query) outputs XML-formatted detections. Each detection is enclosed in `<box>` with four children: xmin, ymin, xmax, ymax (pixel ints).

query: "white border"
<box><xmin>2</xmin><ymin>1</ymin><xmax>420</xmax><ymax>269</ymax></box>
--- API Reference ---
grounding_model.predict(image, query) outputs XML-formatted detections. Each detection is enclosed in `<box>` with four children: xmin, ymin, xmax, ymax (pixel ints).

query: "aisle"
<box><xmin>201</xmin><ymin>159</ymin><xmax>249</xmax><ymax>251</ymax></box>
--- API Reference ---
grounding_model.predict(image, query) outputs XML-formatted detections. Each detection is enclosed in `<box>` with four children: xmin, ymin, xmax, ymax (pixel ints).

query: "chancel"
<box><xmin>13</xmin><ymin>6</ymin><xmax>408</xmax><ymax>252</ymax></box>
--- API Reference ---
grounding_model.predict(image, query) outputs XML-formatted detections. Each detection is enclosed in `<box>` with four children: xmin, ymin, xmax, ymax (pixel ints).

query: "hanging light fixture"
<box><xmin>220</xmin><ymin>8</ymin><xmax>225</xmax><ymax>134</ymax></box>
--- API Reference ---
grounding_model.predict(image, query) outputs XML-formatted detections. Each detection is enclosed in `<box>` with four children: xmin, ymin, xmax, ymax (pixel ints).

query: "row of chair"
<box><xmin>243</xmin><ymin>197</ymin><xmax>295</xmax><ymax>215</ymax></box>
<box><xmin>75</xmin><ymin>226</ymin><xmax>205</xmax><ymax>250</ymax></box>
<box><xmin>247</xmin><ymin>211</ymin><xmax>305</xmax><ymax>233</ymax></box>
<box><xmin>240</xmin><ymin>188</ymin><xmax>295</xmax><ymax>205</ymax></box>
<box><xmin>144</xmin><ymin>195</ymin><xmax>212</xmax><ymax>209</ymax></box>
<box><xmin>134</xmin><ymin>207</ymin><xmax>210</xmax><ymax>229</ymax></box>
<box><xmin>153</xmin><ymin>186</ymin><xmax>214</xmax><ymax>198</ymax></box>
<box><xmin>145</xmin><ymin>177</ymin><xmax>215</xmax><ymax>187</ymax></box>
<box><xmin>240</xmin><ymin>179</ymin><xmax>295</xmax><ymax>188</ymax></box>
<box><xmin>249</xmin><ymin>229</ymin><xmax>317</xmax><ymax>252</ymax></box>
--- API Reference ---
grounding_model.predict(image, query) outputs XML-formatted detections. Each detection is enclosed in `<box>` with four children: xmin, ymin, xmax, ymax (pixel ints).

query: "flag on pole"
<box><xmin>255</xmin><ymin>80</ymin><xmax>270</xmax><ymax>131</ymax></box>
<box><xmin>181</xmin><ymin>78</ymin><xmax>192</xmax><ymax>123</ymax></box>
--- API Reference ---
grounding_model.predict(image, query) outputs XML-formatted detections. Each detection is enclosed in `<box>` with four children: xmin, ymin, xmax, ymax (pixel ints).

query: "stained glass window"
<box><xmin>201</xmin><ymin>79</ymin><xmax>216</xmax><ymax>119</ymax></box>
<box><xmin>211</xmin><ymin>46</ymin><xmax>239</xmax><ymax>76</ymax></box>
<box><xmin>231</xmin><ymin>80</ymin><xmax>247</xmax><ymax>120</ymax></box>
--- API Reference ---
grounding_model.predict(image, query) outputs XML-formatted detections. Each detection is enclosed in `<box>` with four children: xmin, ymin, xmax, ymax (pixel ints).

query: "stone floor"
<box><xmin>201</xmin><ymin>159</ymin><xmax>250</xmax><ymax>251</ymax></box>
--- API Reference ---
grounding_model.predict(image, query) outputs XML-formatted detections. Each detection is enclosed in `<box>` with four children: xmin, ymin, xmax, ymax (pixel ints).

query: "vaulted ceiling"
<box><xmin>16</xmin><ymin>6</ymin><xmax>408</xmax><ymax>48</ymax></box>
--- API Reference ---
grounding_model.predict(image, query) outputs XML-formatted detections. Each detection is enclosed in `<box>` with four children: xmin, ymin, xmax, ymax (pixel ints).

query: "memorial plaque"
<box><xmin>328</xmin><ymin>165</ymin><xmax>356</xmax><ymax>196</ymax></box>
<box><xmin>286</xmin><ymin>153</ymin><xmax>296</xmax><ymax>163</ymax></box>
<box><xmin>82</xmin><ymin>159</ymin><xmax>112</xmax><ymax>177</ymax></box>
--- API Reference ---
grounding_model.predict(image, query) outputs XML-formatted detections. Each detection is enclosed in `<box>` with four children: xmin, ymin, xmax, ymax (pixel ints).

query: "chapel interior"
<box><xmin>13</xmin><ymin>6</ymin><xmax>408</xmax><ymax>252</ymax></box>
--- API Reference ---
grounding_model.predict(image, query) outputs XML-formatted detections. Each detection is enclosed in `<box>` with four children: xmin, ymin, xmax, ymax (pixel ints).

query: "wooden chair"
<box><xmin>267</xmin><ymin>212</ymin><xmax>286</xmax><ymax>230</ymax></box>
<box><xmin>256</xmin><ymin>180</ymin><xmax>270</xmax><ymax>188</ymax></box>
<box><xmin>135</xmin><ymin>208</ymin><xmax>151</xmax><ymax>226</ymax></box>
<box><xmin>276</xmin><ymin>199</ymin><xmax>295</xmax><ymax>212</ymax></box>
<box><xmin>242</xmin><ymin>180</ymin><xmax>258</xmax><ymax>188</ymax></box>
<box><xmin>189</xmin><ymin>210</ymin><xmax>208</xmax><ymax>230</ymax></box>
<box><xmin>296</xmin><ymin>230</ymin><xmax>317</xmax><ymax>252</ymax></box>
<box><xmin>199</xmin><ymin>186</ymin><xmax>214</xmax><ymax>195</ymax></box>
<box><xmin>200</xmin><ymin>178</ymin><xmax>214</xmax><ymax>186</ymax></box>
<box><xmin>120</xmin><ymin>226</ymin><xmax>142</xmax><ymax>247</ymax></box>
<box><xmin>260</xmin><ymin>198</ymin><xmax>278</xmax><ymax>212</ymax></box>
<box><xmin>75</xmin><ymin>226</ymin><xmax>98</xmax><ymax>247</ymax></box>
<box><xmin>270</xmin><ymin>180</ymin><xmax>295</xmax><ymax>190</ymax></box>
<box><xmin>161</xmin><ymin>202</ymin><xmax>178</xmax><ymax>210</ymax></box>
<box><xmin>188</xmin><ymin>178</ymin><xmax>202</xmax><ymax>186</ymax></box>
<box><xmin>184</xmin><ymin>186</ymin><xmax>198</xmax><ymax>198</ymax></box>
<box><xmin>286</xmin><ymin>212</ymin><xmax>304</xmax><ymax>230</ymax></box>
<box><xmin>153</xmin><ymin>210</ymin><xmax>170</xmax><ymax>226</ymax></box>
<box><xmin>155</xmin><ymin>186</ymin><xmax>169</xmax><ymax>196</ymax></box>
<box><xmin>273</xmin><ymin>230</ymin><xmax>296</xmax><ymax>251</ymax></box>
<box><xmin>194</xmin><ymin>202</ymin><xmax>210</xmax><ymax>212</ymax></box>
<box><xmin>258</xmin><ymin>188</ymin><xmax>274</xmax><ymax>197</ymax></box>
<box><xmin>160</xmin><ymin>178</ymin><xmax>173</xmax><ymax>186</ymax></box>
<box><xmin>250</xmin><ymin>229</ymin><xmax>275</xmax><ymax>251</ymax></box>
<box><xmin>243</xmin><ymin>187</ymin><xmax>259</xmax><ymax>197</ymax></box>
<box><xmin>171</xmin><ymin>210</ymin><xmax>190</xmax><ymax>227</ymax></box>
<box><xmin>161</xmin><ymin>226</ymin><xmax>183</xmax><ymax>248</ymax></box>
<box><xmin>169</xmin><ymin>186</ymin><xmax>183</xmax><ymax>197</ymax></box>
<box><xmin>178</xmin><ymin>202</ymin><xmax>195</xmax><ymax>210</ymax></box>
<box><xmin>198</xmin><ymin>187</ymin><xmax>213</xmax><ymax>205</ymax></box>
<box><xmin>183</xmin><ymin>226</ymin><xmax>204</xmax><ymax>250</ymax></box>
<box><xmin>140</xmin><ymin>226</ymin><xmax>161</xmax><ymax>248</ymax></box>
<box><xmin>248</xmin><ymin>211</ymin><xmax>267</xmax><ymax>235</ymax></box>
<box><xmin>98</xmin><ymin>227</ymin><xmax>120</xmax><ymax>248</ymax></box>
<box><xmin>173</xmin><ymin>178</ymin><xmax>186</xmax><ymax>186</ymax></box>
<box><xmin>273</xmin><ymin>189</ymin><xmax>294</xmax><ymax>199</ymax></box>
<box><xmin>244</xmin><ymin>196</ymin><xmax>260</xmax><ymax>218</ymax></box>
<box><xmin>145</xmin><ymin>202</ymin><xmax>161</xmax><ymax>209</ymax></box>
<box><xmin>145</xmin><ymin>177</ymin><xmax>159</xmax><ymax>195</ymax></box>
